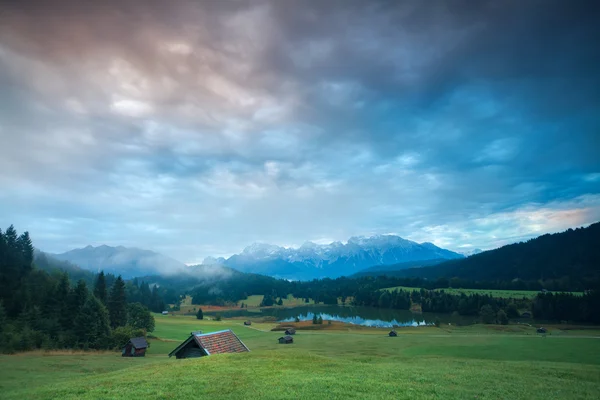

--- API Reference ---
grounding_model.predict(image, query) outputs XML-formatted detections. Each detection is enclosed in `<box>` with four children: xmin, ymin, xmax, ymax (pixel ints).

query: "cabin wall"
<box><xmin>175</xmin><ymin>340</ymin><xmax>207</xmax><ymax>359</ymax></box>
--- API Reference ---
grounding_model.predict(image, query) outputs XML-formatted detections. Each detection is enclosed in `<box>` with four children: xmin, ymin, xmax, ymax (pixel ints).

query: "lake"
<box><xmin>206</xmin><ymin>305</ymin><xmax>478</xmax><ymax>328</ymax></box>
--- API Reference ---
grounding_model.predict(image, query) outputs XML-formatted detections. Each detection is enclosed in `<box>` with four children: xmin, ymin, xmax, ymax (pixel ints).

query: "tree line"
<box><xmin>0</xmin><ymin>225</ymin><xmax>156</xmax><ymax>353</ymax></box>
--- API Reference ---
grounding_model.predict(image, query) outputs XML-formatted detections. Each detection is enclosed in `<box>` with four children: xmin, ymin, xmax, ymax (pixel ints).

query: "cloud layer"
<box><xmin>1</xmin><ymin>0</ymin><xmax>599</xmax><ymax>263</ymax></box>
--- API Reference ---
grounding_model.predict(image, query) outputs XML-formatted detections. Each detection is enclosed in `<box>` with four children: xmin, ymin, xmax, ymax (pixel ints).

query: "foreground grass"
<box><xmin>1</xmin><ymin>314</ymin><xmax>599</xmax><ymax>399</ymax></box>
<box><xmin>383</xmin><ymin>286</ymin><xmax>584</xmax><ymax>298</ymax></box>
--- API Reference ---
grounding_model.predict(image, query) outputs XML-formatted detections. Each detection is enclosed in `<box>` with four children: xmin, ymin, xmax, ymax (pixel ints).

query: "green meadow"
<box><xmin>1</xmin><ymin>313</ymin><xmax>599</xmax><ymax>399</ymax></box>
<box><xmin>383</xmin><ymin>286</ymin><xmax>584</xmax><ymax>299</ymax></box>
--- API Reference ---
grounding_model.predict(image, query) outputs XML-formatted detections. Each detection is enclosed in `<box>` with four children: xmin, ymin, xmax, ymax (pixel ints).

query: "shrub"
<box><xmin>480</xmin><ymin>305</ymin><xmax>496</xmax><ymax>324</ymax></box>
<box><xmin>196</xmin><ymin>308</ymin><xmax>203</xmax><ymax>320</ymax></box>
<box><xmin>497</xmin><ymin>309</ymin><xmax>509</xmax><ymax>325</ymax></box>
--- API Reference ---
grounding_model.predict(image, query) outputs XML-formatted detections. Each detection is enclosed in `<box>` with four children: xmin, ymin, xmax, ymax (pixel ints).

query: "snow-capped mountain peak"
<box><xmin>211</xmin><ymin>234</ymin><xmax>464</xmax><ymax>280</ymax></box>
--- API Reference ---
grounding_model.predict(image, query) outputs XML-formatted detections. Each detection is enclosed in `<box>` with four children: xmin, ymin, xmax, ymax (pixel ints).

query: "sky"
<box><xmin>1</xmin><ymin>0</ymin><xmax>599</xmax><ymax>264</ymax></box>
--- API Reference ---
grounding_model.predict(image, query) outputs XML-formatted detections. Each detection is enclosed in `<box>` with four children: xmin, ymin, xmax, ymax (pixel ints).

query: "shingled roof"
<box><xmin>168</xmin><ymin>329</ymin><xmax>250</xmax><ymax>358</ymax></box>
<box><xmin>129</xmin><ymin>337</ymin><xmax>149</xmax><ymax>349</ymax></box>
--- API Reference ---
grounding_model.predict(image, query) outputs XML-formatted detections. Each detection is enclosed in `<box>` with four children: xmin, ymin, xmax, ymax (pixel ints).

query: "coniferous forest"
<box><xmin>0</xmin><ymin>225</ymin><xmax>157</xmax><ymax>353</ymax></box>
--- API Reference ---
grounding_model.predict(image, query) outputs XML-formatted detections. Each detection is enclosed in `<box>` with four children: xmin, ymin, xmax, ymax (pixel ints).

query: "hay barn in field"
<box><xmin>278</xmin><ymin>335</ymin><xmax>293</xmax><ymax>344</ymax></box>
<box><xmin>284</xmin><ymin>328</ymin><xmax>296</xmax><ymax>335</ymax></box>
<box><xmin>389</xmin><ymin>330</ymin><xmax>398</xmax><ymax>337</ymax></box>
<box><xmin>244</xmin><ymin>321</ymin><xmax>252</xmax><ymax>326</ymax></box>
<box><xmin>168</xmin><ymin>329</ymin><xmax>250</xmax><ymax>359</ymax></box>
<box><xmin>122</xmin><ymin>337</ymin><xmax>149</xmax><ymax>357</ymax></box>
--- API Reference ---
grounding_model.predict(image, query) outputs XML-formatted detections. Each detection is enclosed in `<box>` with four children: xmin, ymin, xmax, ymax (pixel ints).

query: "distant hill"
<box><xmin>50</xmin><ymin>245</ymin><xmax>187</xmax><ymax>279</ymax></box>
<box><xmin>392</xmin><ymin>222</ymin><xmax>600</xmax><ymax>286</ymax></box>
<box><xmin>33</xmin><ymin>250</ymin><xmax>100</xmax><ymax>283</ymax></box>
<box><xmin>352</xmin><ymin>258</ymin><xmax>446</xmax><ymax>277</ymax></box>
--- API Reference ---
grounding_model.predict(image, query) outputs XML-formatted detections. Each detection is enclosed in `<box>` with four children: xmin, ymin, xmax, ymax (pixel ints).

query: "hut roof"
<box><xmin>168</xmin><ymin>329</ymin><xmax>250</xmax><ymax>357</ymax></box>
<box><xmin>285</xmin><ymin>328</ymin><xmax>296</xmax><ymax>334</ymax></box>
<box><xmin>279</xmin><ymin>335</ymin><xmax>293</xmax><ymax>342</ymax></box>
<box><xmin>129</xmin><ymin>337</ymin><xmax>149</xmax><ymax>349</ymax></box>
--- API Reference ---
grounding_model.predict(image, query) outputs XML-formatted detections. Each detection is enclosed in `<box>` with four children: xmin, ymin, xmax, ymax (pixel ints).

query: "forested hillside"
<box><xmin>0</xmin><ymin>225</ymin><xmax>159</xmax><ymax>353</ymax></box>
<box><xmin>392</xmin><ymin>223</ymin><xmax>600</xmax><ymax>290</ymax></box>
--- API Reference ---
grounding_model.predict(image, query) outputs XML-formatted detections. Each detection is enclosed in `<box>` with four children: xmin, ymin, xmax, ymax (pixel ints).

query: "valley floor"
<box><xmin>1</xmin><ymin>314</ymin><xmax>599</xmax><ymax>399</ymax></box>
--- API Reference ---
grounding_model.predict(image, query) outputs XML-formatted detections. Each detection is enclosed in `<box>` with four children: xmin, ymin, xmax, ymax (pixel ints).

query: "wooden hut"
<box><xmin>278</xmin><ymin>335</ymin><xmax>294</xmax><ymax>344</ymax></box>
<box><xmin>168</xmin><ymin>330</ymin><xmax>250</xmax><ymax>359</ymax></box>
<box><xmin>244</xmin><ymin>321</ymin><xmax>252</xmax><ymax>326</ymax></box>
<box><xmin>284</xmin><ymin>328</ymin><xmax>296</xmax><ymax>335</ymax></box>
<box><xmin>122</xmin><ymin>337</ymin><xmax>149</xmax><ymax>357</ymax></box>
<box><xmin>520</xmin><ymin>311</ymin><xmax>532</xmax><ymax>318</ymax></box>
<box><xmin>389</xmin><ymin>330</ymin><xmax>398</xmax><ymax>337</ymax></box>
<box><xmin>536</xmin><ymin>327</ymin><xmax>547</xmax><ymax>334</ymax></box>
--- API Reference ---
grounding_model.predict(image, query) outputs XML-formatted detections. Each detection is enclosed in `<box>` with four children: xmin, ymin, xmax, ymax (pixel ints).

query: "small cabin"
<box><xmin>389</xmin><ymin>330</ymin><xmax>398</xmax><ymax>337</ymax></box>
<box><xmin>278</xmin><ymin>335</ymin><xmax>293</xmax><ymax>344</ymax></box>
<box><xmin>168</xmin><ymin>330</ymin><xmax>249</xmax><ymax>359</ymax></box>
<box><xmin>244</xmin><ymin>321</ymin><xmax>252</xmax><ymax>326</ymax></box>
<box><xmin>284</xmin><ymin>328</ymin><xmax>296</xmax><ymax>335</ymax></box>
<box><xmin>537</xmin><ymin>327</ymin><xmax>547</xmax><ymax>334</ymax></box>
<box><xmin>122</xmin><ymin>337</ymin><xmax>149</xmax><ymax>357</ymax></box>
<box><xmin>520</xmin><ymin>311</ymin><xmax>532</xmax><ymax>318</ymax></box>
<box><xmin>161</xmin><ymin>311</ymin><xmax>169</xmax><ymax>315</ymax></box>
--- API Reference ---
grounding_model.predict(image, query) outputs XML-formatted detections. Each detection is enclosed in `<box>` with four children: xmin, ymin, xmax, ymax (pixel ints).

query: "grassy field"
<box><xmin>1</xmin><ymin>314</ymin><xmax>599</xmax><ymax>399</ymax></box>
<box><xmin>383</xmin><ymin>286</ymin><xmax>584</xmax><ymax>299</ymax></box>
<box><xmin>174</xmin><ymin>294</ymin><xmax>314</xmax><ymax>314</ymax></box>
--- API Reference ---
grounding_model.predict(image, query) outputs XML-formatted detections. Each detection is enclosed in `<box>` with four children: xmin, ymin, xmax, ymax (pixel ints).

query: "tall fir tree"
<box><xmin>74</xmin><ymin>296</ymin><xmax>111</xmax><ymax>349</ymax></box>
<box><xmin>108</xmin><ymin>276</ymin><xmax>127</xmax><ymax>329</ymax></box>
<box><xmin>56</xmin><ymin>272</ymin><xmax>72</xmax><ymax>330</ymax></box>
<box><xmin>93</xmin><ymin>271</ymin><xmax>107</xmax><ymax>305</ymax></box>
<box><xmin>69</xmin><ymin>280</ymin><xmax>89</xmax><ymax>318</ymax></box>
<box><xmin>16</xmin><ymin>231</ymin><xmax>34</xmax><ymax>272</ymax></box>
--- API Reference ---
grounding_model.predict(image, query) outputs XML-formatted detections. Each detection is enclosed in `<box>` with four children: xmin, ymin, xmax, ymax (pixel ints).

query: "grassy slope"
<box><xmin>383</xmin><ymin>286</ymin><xmax>584</xmax><ymax>298</ymax></box>
<box><xmin>1</xmin><ymin>315</ymin><xmax>599</xmax><ymax>399</ymax></box>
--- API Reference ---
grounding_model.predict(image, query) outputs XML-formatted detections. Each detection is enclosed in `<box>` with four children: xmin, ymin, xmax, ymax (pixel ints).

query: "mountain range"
<box><xmin>44</xmin><ymin>235</ymin><xmax>463</xmax><ymax>280</ymax></box>
<box><xmin>50</xmin><ymin>245</ymin><xmax>187</xmax><ymax>279</ymax></box>
<box><xmin>203</xmin><ymin>235</ymin><xmax>463</xmax><ymax>280</ymax></box>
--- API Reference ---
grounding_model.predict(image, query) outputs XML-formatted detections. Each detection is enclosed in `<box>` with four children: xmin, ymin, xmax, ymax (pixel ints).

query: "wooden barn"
<box><xmin>537</xmin><ymin>327</ymin><xmax>547</xmax><ymax>334</ymax></box>
<box><xmin>278</xmin><ymin>335</ymin><xmax>293</xmax><ymax>344</ymax></box>
<box><xmin>244</xmin><ymin>321</ymin><xmax>252</xmax><ymax>326</ymax></box>
<box><xmin>168</xmin><ymin>329</ymin><xmax>250</xmax><ymax>359</ymax></box>
<box><xmin>389</xmin><ymin>330</ymin><xmax>398</xmax><ymax>337</ymax></box>
<box><xmin>122</xmin><ymin>337</ymin><xmax>149</xmax><ymax>357</ymax></box>
<box><xmin>284</xmin><ymin>328</ymin><xmax>296</xmax><ymax>335</ymax></box>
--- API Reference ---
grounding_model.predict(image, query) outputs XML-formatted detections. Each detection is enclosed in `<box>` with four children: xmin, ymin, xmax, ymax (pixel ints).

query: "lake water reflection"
<box><xmin>207</xmin><ymin>305</ymin><xmax>478</xmax><ymax>328</ymax></box>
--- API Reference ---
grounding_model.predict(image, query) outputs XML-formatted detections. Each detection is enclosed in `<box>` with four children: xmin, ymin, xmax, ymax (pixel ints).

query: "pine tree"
<box><xmin>196</xmin><ymin>308</ymin><xmax>204</xmax><ymax>320</ymax></box>
<box><xmin>74</xmin><ymin>296</ymin><xmax>111</xmax><ymax>349</ymax></box>
<box><xmin>17</xmin><ymin>231</ymin><xmax>34</xmax><ymax>271</ymax></box>
<box><xmin>69</xmin><ymin>280</ymin><xmax>89</xmax><ymax>317</ymax></box>
<box><xmin>93</xmin><ymin>271</ymin><xmax>107</xmax><ymax>305</ymax></box>
<box><xmin>56</xmin><ymin>272</ymin><xmax>72</xmax><ymax>330</ymax></box>
<box><xmin>317</xmin><ymin>315</ymin><xmax>323</xmax><ymax>324</ymax></box>
<box><xmin>108</xmin><ymin>276</ymin><xmax>127</xmax><ymax>329</ymax></box>
<box><xmin>312</xmin><ymin>314</ymin><xmax>318</xmax><ymax>324</ymax></box>
<box><xmin>140</xmin><ymin>282</ymin><xmax>152</xmax><ymax>308</ymax></box>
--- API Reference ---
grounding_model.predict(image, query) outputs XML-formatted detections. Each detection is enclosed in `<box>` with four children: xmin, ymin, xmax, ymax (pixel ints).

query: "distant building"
<box><xmin>168</xmin><ymin>330</ymin><xmax>250</xmax><ymax>359</ymax></box>
<box><xmin>162</xmin><ymin>311</ymin><xmax>169</xmax><ymax>315</ymax></box>
<box><xmin>122</xmin><ymin>337</ymin><xmax>149</xmax><ymax>357</ymax></box>
<box><xmin>278</xmin><ymin>335</ymin><xmax>294</xmax><ymax>344</ymax></box>
<box><xmin>537</xmin><ymin>327</ymin><xmax>547</xmax><ymax>334</ymax></box>
<box><xmin>389</xmin><ymin>330</ymin><xmax>398</xmax><ymax>337</ymax></box>
<box><xmin>284</xmin><ymin>328</ymin><xmax>296</xmax><ymax>335</ymax></box>
<box><xmin>244</xmin><ymin>321</ymin><xmax>252</xmax><ymax>326</ymax></box>
<box><xmin>520</xmin><ymin>311</ymin><xmax>532</xmax><ymax>318</ymax></box>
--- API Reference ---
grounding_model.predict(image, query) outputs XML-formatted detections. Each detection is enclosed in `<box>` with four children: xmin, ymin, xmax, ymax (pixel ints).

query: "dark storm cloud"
<box><xmin>0</xmin><ymin>0</ymin><xmax>598</xmax><ymax>263</ymax></box>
